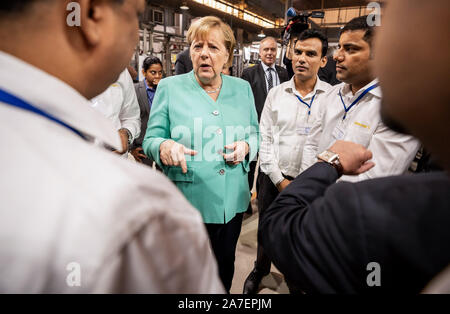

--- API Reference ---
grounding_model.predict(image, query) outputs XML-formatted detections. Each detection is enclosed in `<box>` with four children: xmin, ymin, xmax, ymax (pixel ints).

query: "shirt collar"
<box><xmin>286</xmin><ymin>75</ymin><xmax>327</xmax><ymax>99</ymax></box>
<box><xmin>0</xmin><ymin>51</ymin><xmax>121</xmax><ymax>150</ymax></box>
<box><xmin>341</xmin><ymin>78</ymin><xmax>381</xmax><ymax>99</ymax></box>
<box><xmin>143</xmin><ymin>78</ymin><xmax>156</xmax><ymax>92</ymax></box>
<box><xmin>261</xmin><ymin>62</ymin><xmax>276</xmax><ymax>72</ymax></box>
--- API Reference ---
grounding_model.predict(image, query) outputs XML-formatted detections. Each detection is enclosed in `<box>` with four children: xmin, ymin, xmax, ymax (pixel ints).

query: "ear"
<box><xmin>320</xmin><ymin>55</ymin><xmax>328</xmax><ymax>68</ymax></box>
<box><xmin>76</xmin><ymin>0</ymin><xmax>111</xmax><ymax>47</ymax></box>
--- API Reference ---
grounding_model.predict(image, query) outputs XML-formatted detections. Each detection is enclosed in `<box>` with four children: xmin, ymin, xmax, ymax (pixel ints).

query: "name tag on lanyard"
<box><xmin>296</xmin><ymin>126</ymin><xmax>311</xmax><ymax>135</ymax></box>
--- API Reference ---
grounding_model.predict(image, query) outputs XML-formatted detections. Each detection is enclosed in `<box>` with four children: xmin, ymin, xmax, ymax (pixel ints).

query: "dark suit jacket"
<box><xmin>132</xmin><ymin>80</ymin><xmax>153</xmax><ymax>166</ymax></box>
<box><xmin>259</xmin><ymin>162</ymin><xmax>450</xmax><ymax>293</ymax></box>
<box><xmin>241</xmin><ymin>63</ymin><xmax>289</xmax><ymax>121</ymax></box>
<box><xmin>318</xmin><ymin>58</ymin><xmax>341</xmax><ymax>86</ymax></box>
<box><xmin>175</xmin><ymin>48</ymin><xmax>193</xmax><ymax>75</ymax></box>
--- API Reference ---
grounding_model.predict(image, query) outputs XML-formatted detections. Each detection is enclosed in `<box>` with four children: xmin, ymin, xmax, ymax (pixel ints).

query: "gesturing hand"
<box><xmin>160</xmin><ymin>140</ymin><xmax>198</xmax><ymax>173</ymax></box>
<box><xmin>222</xmin><ymin>141</ymin><xmax>249</xmax><ymax>165</ymax></box>
<box><xmin>328</xmin><ymin>140</ymin><xmax>375</xmax><ymax>175</ymax></box>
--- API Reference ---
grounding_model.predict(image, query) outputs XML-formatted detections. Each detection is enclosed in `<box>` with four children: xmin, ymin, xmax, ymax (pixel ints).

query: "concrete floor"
<box><xmin>230</xmin><ymin>199</ymin><xmax>290</xmax><ymax>294</ymax></box>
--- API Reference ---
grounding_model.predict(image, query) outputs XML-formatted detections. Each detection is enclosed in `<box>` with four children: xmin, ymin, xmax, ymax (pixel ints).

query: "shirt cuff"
<box><xmin>268</xmin><ymin>170</ymin><xmax>284</xmax><ymax>186</ymax></box>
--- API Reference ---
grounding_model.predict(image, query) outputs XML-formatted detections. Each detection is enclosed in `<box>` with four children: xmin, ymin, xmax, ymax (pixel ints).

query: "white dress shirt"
<box><xmin>260</xmin><ymin>62</ymin><xmax>280</xmax><ymax>92</ymax></box>
<box><xmin>301</xmin><ymin>79</ymin><xmax>421</xmax><ymax>182</ymax></box>
<box><xmin>260</xmin><ymin>76</ymin><xmax>331</xmax><ymax>185</ymax></box>
<box><xmin>90</xmin><ymin>69</ymin><xmax>141</xmax><ymax>142</ymax></box>
<box><xmin>0</xmin><ymin>51</ymin><xmax>224</xmax><ymax>293</ymax></box>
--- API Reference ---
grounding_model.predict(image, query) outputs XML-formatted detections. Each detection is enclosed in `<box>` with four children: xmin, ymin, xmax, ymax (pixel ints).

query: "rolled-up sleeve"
<box><xmin>118</xmin><ymin>70</ymin><xmax>141</xmax><ymax>141</ymax></box>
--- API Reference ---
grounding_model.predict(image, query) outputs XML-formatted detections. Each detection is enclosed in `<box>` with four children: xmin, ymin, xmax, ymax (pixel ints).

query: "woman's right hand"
<box><xmin>159</xmin><ymin>140</ymin><xmax>198</xmax><ymax>173</ymax></box>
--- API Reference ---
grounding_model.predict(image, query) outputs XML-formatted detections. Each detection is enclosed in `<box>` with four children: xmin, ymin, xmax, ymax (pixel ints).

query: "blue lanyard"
<box><xmin>295</xmin><ymin>93</ymin><xmax>316</xmax><ymax>115</ymax></box>
<box><xmin>0</xmin><ymin>88</ymin><xmax>85</xmax><ymax>139</ymax></box>
<box><xmin>339</xmin><ymin>83</ymin><xmax>379</xmax><ymax>120</ymax></box>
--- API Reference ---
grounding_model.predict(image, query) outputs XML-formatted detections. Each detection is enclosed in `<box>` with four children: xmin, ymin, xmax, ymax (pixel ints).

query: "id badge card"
<box><xmin>296</xmin><ymin>125</ymin><xmax>311</xmax><ymax>135</ymax></box>
<box><xmin>332</xmin><ymin>125</ymin><xmax>345</xmax><ymax>140</ymax></box>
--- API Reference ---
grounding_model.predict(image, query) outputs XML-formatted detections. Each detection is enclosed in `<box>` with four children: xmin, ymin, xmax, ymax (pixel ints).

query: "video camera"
<box><xmin>282</xmin><ymin>7</ymin><xmax>325</xmax><ymax>44</ymax></box>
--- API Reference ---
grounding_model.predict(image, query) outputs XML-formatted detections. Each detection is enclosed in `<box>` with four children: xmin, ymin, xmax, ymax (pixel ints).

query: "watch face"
<box><xmin>319</xmin><ymin>150</ymin><xmax>338</xmax><ymax>162</ymax></box>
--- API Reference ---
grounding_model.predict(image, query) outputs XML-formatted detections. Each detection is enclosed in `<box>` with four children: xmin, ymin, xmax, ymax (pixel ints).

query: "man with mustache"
<box><xmin>243</xmin><ymin>29</ymin><xmax>331</xmax><ymax>294</ymax></box>
<box><xmin>259</xmin><ymin>0</ymin><xmax>450</xmax><ymax>293</ymax></box>
<box><xmin>301</xmin><ymin>16</ymin><xmax>420</xmax><ymax>181</ymax></box>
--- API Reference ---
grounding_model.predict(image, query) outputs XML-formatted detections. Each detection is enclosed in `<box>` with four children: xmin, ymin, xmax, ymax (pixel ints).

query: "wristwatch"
<box><xmin>317</xmin><ymin>150</ymin><xmax>344</xmax><ymax>177</ymax></box>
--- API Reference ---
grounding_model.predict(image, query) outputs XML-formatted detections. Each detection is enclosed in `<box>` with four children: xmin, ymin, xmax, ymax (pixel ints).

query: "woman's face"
<box><xmin>190</xmin><ymin>27</ymin><xmax>229</xmax><ymax>84</ymax></box>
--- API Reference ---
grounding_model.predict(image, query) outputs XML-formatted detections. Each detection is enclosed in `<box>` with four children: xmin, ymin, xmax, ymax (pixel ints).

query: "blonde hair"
<box><xmin>187</xmin><ymin>16</ymin><xmax>236</xmax><ymax>66</ymax></box>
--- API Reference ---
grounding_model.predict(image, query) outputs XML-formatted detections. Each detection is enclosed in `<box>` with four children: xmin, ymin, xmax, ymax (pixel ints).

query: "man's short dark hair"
<box><xmin>142</xmin><ymin>56</ymin><xmax>163</xmax><ymax>72</ymax></box>
<box><xmin>0</xmin><ymin>0</ymin><xmax>123</xmax><ymax>16</ymax></box>
<box><xmin>0</xmin><ymin>0</ymin><xmax>44</xmax><ymax>14</ymax></box>
<box><xmin>341</xmin><ymin>15</ymin><xmax>375</xmax><ymax>46</ymax></box>
<box><xmin>297</xmin><ymin>29</ymin><xmax>328</xmax><ymax>57</ymax></box>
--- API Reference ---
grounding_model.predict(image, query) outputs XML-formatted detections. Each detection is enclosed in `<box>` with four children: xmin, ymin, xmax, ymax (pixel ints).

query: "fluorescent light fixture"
<box><xmin>180</xmin><ymin>2</ymin><xmax>189</xmax><ymax>10</ymax></box>
<box><xmin>193</xmin><ymin>0</ymin><xmax>276</xmax><ymax>28</ymax></box>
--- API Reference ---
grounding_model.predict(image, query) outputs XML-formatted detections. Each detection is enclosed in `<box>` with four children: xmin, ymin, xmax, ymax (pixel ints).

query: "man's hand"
<box><xmin>160</xmin><ymin>140</ymin><xmax>198</xmax><ymax>173</ymax></box>
<box><xmin>276</xmin><ymin>179</ymin><xmax>291</xmax><ymax>192</ymax></box>
<box><xmin>222</xmin><ymin>141</ymin><xmax>249</xmax><ymax>165</ymax></box>
<box><xmin>115</xmin><ymin>128</ymin><xmax>130</xmax><ymax>154</ymax></box>
<box><xmin>327</xmin><ymin>140</ymin><xmax>375</xmax><ymax>175</ymax></box>
<box><xmin>130</xmin><ymin>147</ymin><xmax>147</xmax><ymax>163</ymax></box>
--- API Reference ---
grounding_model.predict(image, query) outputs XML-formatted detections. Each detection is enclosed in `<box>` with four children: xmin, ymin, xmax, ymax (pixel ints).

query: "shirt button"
<box><xmin>216</xmin><ymin>128</ymin><xmax>223</xmax><ymax>135</ymax></box>
<box><xmin>212</xmin><ymin>110</ymin><xmax>219</xmax><ymax>116</ymax></box>
<box><xmin>219</xmin><ymin>169</ymin><xmax>225</xmax><ymax>175</ymax></box>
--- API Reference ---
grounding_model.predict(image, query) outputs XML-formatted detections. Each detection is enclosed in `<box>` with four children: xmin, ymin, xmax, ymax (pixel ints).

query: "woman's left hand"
<box><xmin>222</xmin><ymin>141</ymin><xmax>249</xmax><ymax>165</ymax></box>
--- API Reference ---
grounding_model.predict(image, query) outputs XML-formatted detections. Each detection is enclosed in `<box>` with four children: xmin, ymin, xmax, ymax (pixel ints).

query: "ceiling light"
<box><xmin>257</xmin><ymin>30</ymin><xmax>266</xmax><ymax>38</ymax></box>
<box><xmin>180</xmin><ymin>2</ymin><xmax>189</xmax><ymax>10</ymax></box>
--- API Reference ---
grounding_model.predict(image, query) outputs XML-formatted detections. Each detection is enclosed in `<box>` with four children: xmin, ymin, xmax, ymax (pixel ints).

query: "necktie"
<box><xmin>267</xmin><ymin>68</ymin><xmax>274</xmax><ymax>90</ymax></box>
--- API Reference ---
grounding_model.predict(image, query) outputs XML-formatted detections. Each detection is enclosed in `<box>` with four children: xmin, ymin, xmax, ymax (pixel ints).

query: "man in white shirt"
<box><xmin>301</xmin><ymin>16</ymin><xmax>420</xmax><ymax>182</ymax></box>
<box><xmin>0</xmin><ymin>0</ymin><xmax>223</xmax><ymax>293</ymax></box>
<box><xmin>91</xmin><ymin>68</ymin><xmax>141</xmax><ymax>155</ymax></box>
<box><xmin>243</xmin><ymin>30</ymin><xmax>331</xmax><ymax>294</ymax></box>
<box><xmin>241</xmin><ymin>37</ymin><xmax>289</xmax><ymax>217</ymax></box>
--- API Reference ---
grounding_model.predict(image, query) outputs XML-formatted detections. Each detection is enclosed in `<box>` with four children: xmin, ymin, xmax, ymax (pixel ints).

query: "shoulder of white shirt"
<box><xmin>0</xmin><ymin>51</ymin><xmax>123</xmax><ymax>151</ymax></box>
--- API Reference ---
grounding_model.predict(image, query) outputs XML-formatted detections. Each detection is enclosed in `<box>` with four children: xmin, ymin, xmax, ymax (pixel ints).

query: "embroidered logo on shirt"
<box><xmin>354</xmin><ymin>121</ymin><xmax>370</xmax><ymax>129</ymax></box>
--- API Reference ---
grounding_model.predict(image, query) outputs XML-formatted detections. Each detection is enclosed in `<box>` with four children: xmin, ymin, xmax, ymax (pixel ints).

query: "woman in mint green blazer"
<box><xmin>142</xmin><ymin>16</ymin><xmax>259</xmax><ymax>292</ymax></box>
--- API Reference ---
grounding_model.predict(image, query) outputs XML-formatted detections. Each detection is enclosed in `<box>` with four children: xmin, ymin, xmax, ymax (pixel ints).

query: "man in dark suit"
<box><xmin>241</xmin><ymin>36</ymin><xmax>289</xmax><ymax>294</ymax></box>
<box><xmin>259</xmin><ymin>0</ymin><xmax>450</xmax><ymax>294</ymax></box>
<box><xmin>131</xmin><ymin>56</ymin><xmax>163</xmax><ymax>166</ymax></box>
<box><xmin>241</xmin><ymin>37</ymin><xmax>289</xmax><ymax>122</ymax></box>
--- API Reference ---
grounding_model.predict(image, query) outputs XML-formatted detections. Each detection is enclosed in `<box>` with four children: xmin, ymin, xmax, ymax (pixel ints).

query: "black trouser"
<box><xmin>205</xmin><ymin>213</ymin><xmax>244</xmax><ymax>293</ymax></box>
<box><xmin>254</xmin><ymin>172</ymin><xmax>280</xmax><ymax>274</ymax></box>
<box><xmin>256</xmin><ymin>171</ymin><xmax>302</xmax><ymax>293</ymax></box>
